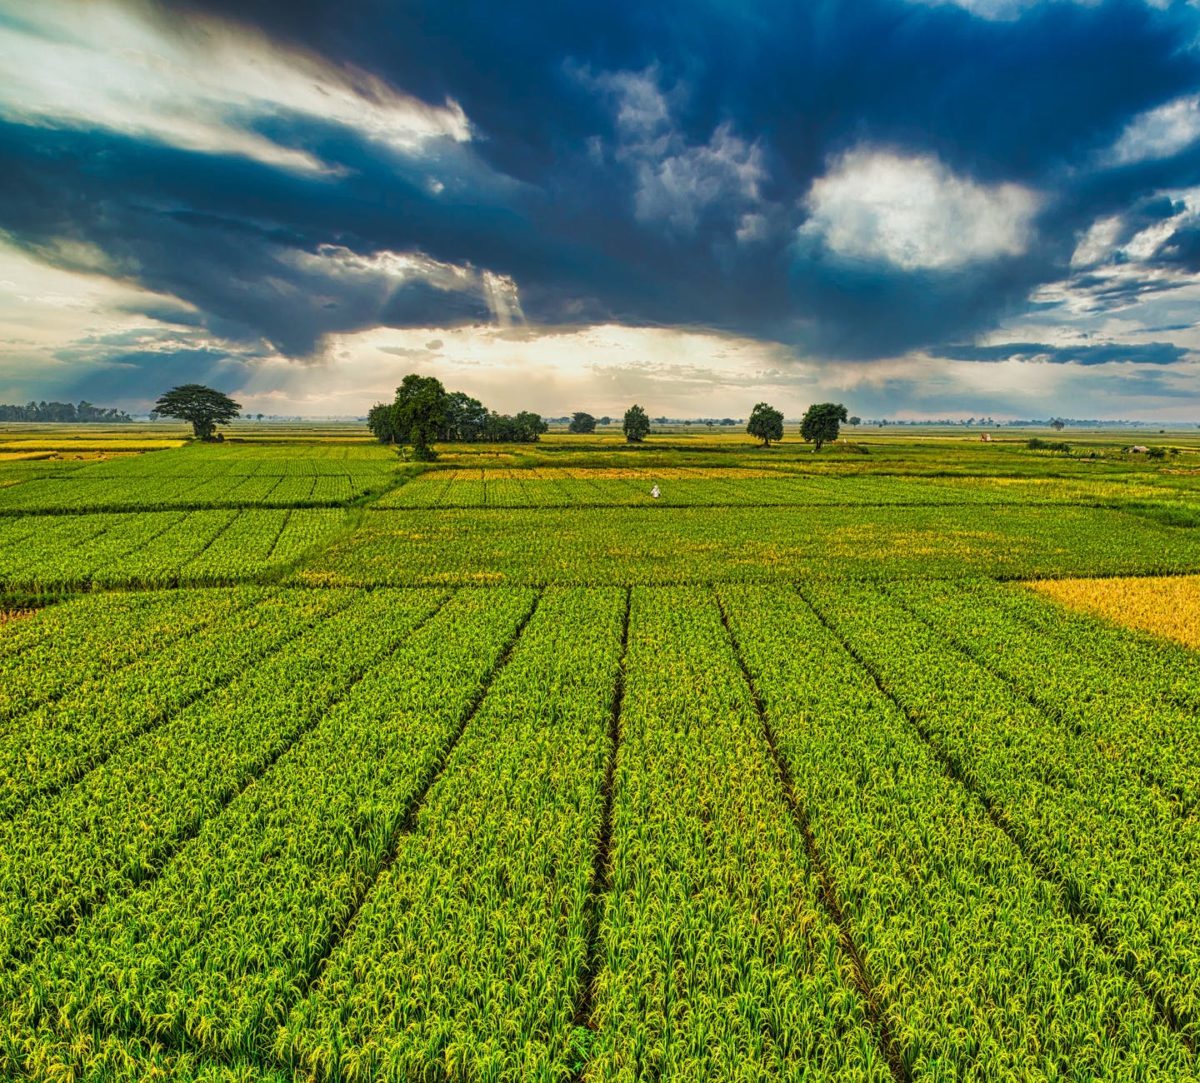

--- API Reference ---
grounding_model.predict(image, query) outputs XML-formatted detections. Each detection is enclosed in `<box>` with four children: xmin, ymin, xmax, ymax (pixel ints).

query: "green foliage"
<box><xmin>0</xmin><ymin>400</ymin><xmax>132</xmax><ymax>423</ymax></box>
<box><xmin>4</xmin><ymin>435</ymin><xmax>1200</xmax><ymax>1080</ymax></box>
<box><xmin>622</xmin><ymin>404</ymin><xmax>650</xmax><ymax>443</ymax></box>
<box><xmin>799</xmin><ymin>402</ymin><xmax>848</xmax><ymax>450</ymax></box>
<box><xmin>369</xmin><ymin>377</ymin><xmax>549</xmax><ymax>449</ymax></box>
<box><xmin>441</xmin><ymin>390</ymin><xmax>489</xmax><ymax>441</ymax></box>
<box><xmin>807</xmin><ymin>577</ymin><xmax>1200</xmax><ymax>1055</ymax></box>
<box><xmin>746</xmin><ymin>401</ymin><xmax>784</xmax><ymax>446</ymax></box>
<box><xmin>586</xmin><ymin>587</ymin><xmax>885</xmax><ymax>1079</ymax></box>
<box><xmin>569</xmin><ymin>411</ymin><xmax>597</xmax><ymax>434</ymax></box>
<box><xmin>153</xmin><ymin>384</ymin><xmax>242</xmax><ymax>440</ymax></box>
<box><xmin>305</xmin><ymin>503</ymin><xmax>1200</xmax><ymax>585</ymax></box>
<box><xmin>0</xmin><ymin>508</ymin><xmax>347</xmax><ymax>592</ymax></box>
<box><xmin>485</xmin><ymin>409</ymin><xmax>549</xmax><ymax>442</ymax></box>
<box><xmin>394</xmin><ymin>374</ymin><xmax>449</xmax><ymax>458</ymax></box>
<box><xmin>1028</xmin><ymin>437</ymin><xmax>1071</xmax><ymax>452</ymax></box>
<box><xmin>0</xmin><ymin>442</ymin><xmax>397</xmax><ymax>512</ymax></box>
<box><xmin>727</xmin><ymin>583</ymin><xmax>1194</xmax><ymax>1077</ymax></box>
<box><xmin>279</xmin><ymin>588</ymin><xmax>618</xmax><ymax>1079</ymax></box>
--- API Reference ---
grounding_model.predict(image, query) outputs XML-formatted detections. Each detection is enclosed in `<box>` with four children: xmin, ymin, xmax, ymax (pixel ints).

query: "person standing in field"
<box><xmin>651</xmin><ymin>484</ymin><xmax>660</xmax><ymax>499</ymax></box>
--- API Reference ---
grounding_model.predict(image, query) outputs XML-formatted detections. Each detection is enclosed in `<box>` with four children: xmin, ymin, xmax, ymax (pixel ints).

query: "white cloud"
<box><xmin>1105</xmin><ymin>94</ymin><xmax>1200</xmax><ymax>166</ymax></box>
<box><xmin>801</xmin><ymin>148</ymin><xmax>1039</xmax><ymax>270</ymax></box>
<box><xmin>588</xmin><ymin>68</ymin><xmax>768</xmax><ymax>237</ymax></box>
<box><xmin>0</xmin><ymin>0</ymin><xmax>469</xmax><ymax>173</ymax></box>
<box><xmin>905</xmin><ymin>0</ymin><xmax>1148</xmax><ymax>20</ymax></box>
<box><xmin>288</xmin><ymin>245</ymin><xmax>525</xmax><ymax>329</ymax></box>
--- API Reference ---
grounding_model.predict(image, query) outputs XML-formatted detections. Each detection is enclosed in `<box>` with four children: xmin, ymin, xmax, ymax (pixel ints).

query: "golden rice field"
<box><xmin>1029</xmin><ymin>574</ymin><xmax>1200</xmax><ymax>649</ymax></box>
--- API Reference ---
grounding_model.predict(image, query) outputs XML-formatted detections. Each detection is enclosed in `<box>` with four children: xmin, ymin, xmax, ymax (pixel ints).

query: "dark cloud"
<box><xmin>61</xmin><ymin>348</ymin><xmax>252</xmax><ymax>401</ymax></box>
<box><xmin>931</xmin><ymin>341</ymin><xmax>1189</xmax><ymax>366</ymax></box>
<box><xmin>2</xmin><ymin>0</ymin><xmax>1200</xmax><ymax>371</ymax></box>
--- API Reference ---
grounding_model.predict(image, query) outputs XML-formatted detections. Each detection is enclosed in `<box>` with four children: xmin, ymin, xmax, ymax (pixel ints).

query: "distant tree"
<box><xmin>800</xmin><ymin>402</ymin><xmax>848</xmax><ymax>451</ymax></box>
<box><xmin>599</xmin><ymin>416</ymin><xmax>612</xmax><ymax>426</ymax></box>
<box><xmin>153</xmin><ymin>384</ymin><xmax>241</xmax><ymax>440</ymax></box>
<box><xmin>569</xmin><ymin>411</ymin><xmax>597</xmax><ymax>434</ymax></box>
<box><xmin>746</xmin><ymin>402</ymin><xmax>784</xmax><ymax>447</ymax></box>
<box><xmin>367</xmin><ymin>402</ymin><xmax>400</xmax><ymax>444</ymax></box>
<box><xmin>442</xmin><ymin>391</ymin><xmax>489</xmax><ymax>441</ymax></box>
<box><xmin>848</xmin><ymin>416</ymin><xmax>862</xmax><ymax>426</ymax></box>
<box><xmin>482</xmin><ymin>410</ymin><xmax>548</xmax><ymax>442</ymax></box>
<box><xmin>367</xmin><ymin>374</ymin><xmax>448</xmax><ymax>459</ymax></box>
<box><xmin>623</xmin><ymin>404</ymin><xmax>650</xmax><ymax>443</ymax></box>
<box><xmin>514</xmin><ymin>411</ymin><xmax>549</xmax><ymax>442</ymax></box>
<box><xmin>1051</xmin><ymin>418</ymin><xmax>1066</xmax><ymax>431</ymax></box>
<box><xmin>392</xmin><ymin>374</ymin><xmax>448</xmax><ymax>459</ymax></box>
<box><xmin>255</xmin><ymin>413</ymin><xmax>264</xmax><ymax>421</ymax></box>
<box><xmin>0</xmin><ymin>400</ymin><xmax>131</xmax><ymax>423</ymax></box>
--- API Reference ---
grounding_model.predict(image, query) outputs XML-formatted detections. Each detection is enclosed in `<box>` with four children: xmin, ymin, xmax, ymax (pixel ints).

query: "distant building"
<box><xmin>980</xmin><ymin>433</ymin><xmax>992</xmax><ymax>442</ymax></box>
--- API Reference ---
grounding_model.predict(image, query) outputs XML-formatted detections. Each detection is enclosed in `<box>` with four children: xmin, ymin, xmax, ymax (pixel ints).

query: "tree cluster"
<box><xmin>0</xmin><ymin>401</ymin><xmax>132</xmax><ymax>423</ymax></box>
<box><xmin>367</xmin><ymin>375</ymin><xmax>548</xmax><ymax>459</ymax></box>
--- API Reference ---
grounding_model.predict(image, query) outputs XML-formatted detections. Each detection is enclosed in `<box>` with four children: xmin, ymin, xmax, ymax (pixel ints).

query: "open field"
<box><xmin>2</xmin><ymin>424</ymin><xmax>1200</xmax><ymax>1080</ymax></box>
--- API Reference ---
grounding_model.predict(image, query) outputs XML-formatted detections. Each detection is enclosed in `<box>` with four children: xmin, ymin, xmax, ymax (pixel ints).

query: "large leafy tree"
<box><xmin>367</xmin><ymin>375</ymin><xmax>449</xmax><ymax>459</ymax></box>
<box><xmin>800</xmin><ymin>402</ymin><xmax>848</xmax><ymax>451</ymax></box>
<box><xmin>623</xmin><ymin>404</ymin><xmax>650</xmax><ymax>443</ymax></box>
<box><xmin>746</xmin><ymin>402</ymin><xmax>784</xmax><ymax>447</ymax></box>
<box><xmin>569</xmin><ymin>411</ymin><xmax>597</xmax><ymax>434</ymax></box>
<box><xmin>153</xmin><ymin>384</ymin><xmax>241</xmax><ymax>440</ymax></box>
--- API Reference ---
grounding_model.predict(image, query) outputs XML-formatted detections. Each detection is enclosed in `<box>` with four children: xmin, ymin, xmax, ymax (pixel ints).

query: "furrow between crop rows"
<box><xmin>570</xmin><ymin>586</ymin><xmax>630</xmax><ymax>1076</ymax></box>
<box><xmin>716</xmin><ymin>590</ymin><xmax>908</xmax><ymax>1083</ymax></box>
<box><xmin>0</xmin><ymin>589</ymin><xmax>542</xmax><ymax>1077</ymax></box>
<box><xmin>0</xmin><ymin>589</ymin><xmax>448</xmax><ymax>981</ymax></box>
<box><xmin>276</xmin><ymin>587</ymin><xmax>621</xmax><ymax>1081</ymax></box>
<box><xmin>799</xmin><ymin>579</ymin><xmax>1200</xmax><ymax>1053</ymax></box>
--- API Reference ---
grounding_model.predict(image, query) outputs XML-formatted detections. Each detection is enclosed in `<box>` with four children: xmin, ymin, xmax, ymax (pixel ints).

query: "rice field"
<box><xmin>2</xmin><ymin>426</ymin><xmax>1200</xmax><ymax>1081</ymax></box>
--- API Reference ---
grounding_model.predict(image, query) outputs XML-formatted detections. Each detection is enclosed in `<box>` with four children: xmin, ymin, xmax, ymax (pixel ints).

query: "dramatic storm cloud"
<box><xmin>2</xmin><ymin>0</ymin><xmax>1200</xmax><ymax>417</ymax></box>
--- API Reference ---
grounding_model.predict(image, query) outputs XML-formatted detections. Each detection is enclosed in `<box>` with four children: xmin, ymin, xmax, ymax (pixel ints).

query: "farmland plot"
<box><xmin>2</xmin><ymin>435</ymin><xmax>1200</xmax><ymax>1081</ymax></box>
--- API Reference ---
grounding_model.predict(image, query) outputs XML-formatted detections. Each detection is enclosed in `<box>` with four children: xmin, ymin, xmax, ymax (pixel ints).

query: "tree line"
<box><xmin>0</xmin><ymin>401</ymin><xmax>132</xmax><ymax>423</ymax></box>
<box><xmin>367</xmin><ymin>375</ymin><xmax>549</xmax><ymax>459</ymax></box>
<box><xmin>365</xmin><ymin>379</ymin><xmax>852</xmax><ymax>456</ymax></box>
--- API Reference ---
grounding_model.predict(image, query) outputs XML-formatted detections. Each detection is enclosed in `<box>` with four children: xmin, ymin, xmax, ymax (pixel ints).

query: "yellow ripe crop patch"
<box><xmin>1027</xmin><ymin>574</ymin><xmax>1200</xmax><ymax>649</ymax></box>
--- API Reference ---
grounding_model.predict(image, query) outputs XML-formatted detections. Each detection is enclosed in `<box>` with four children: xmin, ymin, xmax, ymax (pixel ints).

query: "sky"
<box><xmin>2</xmin><ymin>0</ymin><xmax>1200</xmax><ymax>419</ymax></box>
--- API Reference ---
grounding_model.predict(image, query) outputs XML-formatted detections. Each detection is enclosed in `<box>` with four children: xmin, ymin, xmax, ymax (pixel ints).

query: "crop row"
<box><xmin>71</xmin><ymin>443</ymin><xmax>400</xmax><ymax>478</ymax></box>
<box><xmin>0</xmin><ymin>589</ymin><xmax>237</xmax><ymax>721</ymax></box>
<box><xmin>277</xmin><ymin>587</ymin><xmax>621</xmax><ymax>1081</ymax></box>
<box><xmin>887</xmin><ymin>578</ymin><xmax>1200</xmax><ymax>812</ymax></box>
<box><xmin>0</xmin><ymin>588</ymin><xmax>443</xmax><ymax>975</ymax></box>
<box><xmin>722</xmin><ymin>584</ymin><xmax>1193</xmax><ymax>1079</ymax></box>
<box><xmin>0</xmin><ymin>509</ymin><xmax>346</xmax><ymax>592</ymax></box>
<box><xmin>0</xmin><ymin>588</ymin><xmax>347</xmax><ymax>821</ymax></box>
<box><xmin>585</xmin><ymin>586</ymin><xmax>887</xmax><ymax>1081</ymax></box>
<box><xmin>0</xmin><ymin>473</ymin><xmax>383</xmax><ymax>513</ymax></box>
<box><xmin>802</xmin><ymin>578</ymin><xmax>1200</xmax><ymax>1046</ymax></box>
<box><xmin>1</xmin><ymin>589</ymin><xmax>536</xmax><ymax>1078</ymax></box>
<box><xmin>299</xmin><ymin>504</ymin><xmax>1200</xmax><ymax>586</ymax></box>
<box><xmin>375</xmin><ymin>469</ymin><xmax>1170</xmax><ymax>510</ymax></box>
